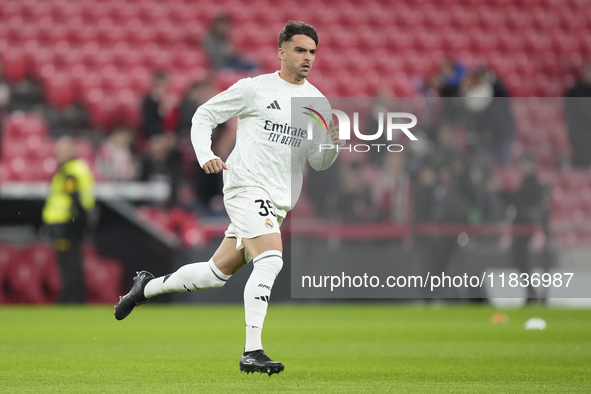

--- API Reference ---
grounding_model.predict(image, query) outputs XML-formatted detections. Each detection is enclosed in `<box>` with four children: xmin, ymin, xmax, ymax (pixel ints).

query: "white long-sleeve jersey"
<box><xmin>191</xmin><ymin>71</ymin><xmax>338</xmax><ymax>218</ymax></box>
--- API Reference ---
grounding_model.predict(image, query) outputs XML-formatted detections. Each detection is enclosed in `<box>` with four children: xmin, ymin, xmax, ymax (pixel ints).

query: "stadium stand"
<box><xmin>1</xmin><ymin>0</ymin><xmax>591</xmax><ymax>305</ymax></box>
<box><xmin>82</xmin><ymin>243</ymin><xmax>124</xmax><ymax>304</ymax></box>
<box><xmin>0</xmin><ymin>242</ymin><xmax>125</xmax><ymax>304</ymax></box>
<box><xmin>5</xmin><ymin>242</ymin><xmax>61</xmax><ymax>304</ymax></box>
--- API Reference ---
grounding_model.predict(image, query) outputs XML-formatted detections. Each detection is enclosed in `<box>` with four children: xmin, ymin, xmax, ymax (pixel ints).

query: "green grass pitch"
<box><xmin>1</xmin><ymin>304</ymin><xmax>590</xmax><ymax>393</ymax></box>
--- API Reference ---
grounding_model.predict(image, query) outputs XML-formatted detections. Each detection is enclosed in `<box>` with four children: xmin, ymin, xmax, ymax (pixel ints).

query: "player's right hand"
<box><xmin>203</xmin><ymin>158</ymin><xmax>228</xmax><ymax>174</ymax></box>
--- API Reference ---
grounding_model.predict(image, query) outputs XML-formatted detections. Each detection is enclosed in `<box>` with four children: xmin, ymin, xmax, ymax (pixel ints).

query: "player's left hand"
<box><xmin>328</xmin><ymin>119</ymin><xmax>344</xmax><ymax>146</ymax></box>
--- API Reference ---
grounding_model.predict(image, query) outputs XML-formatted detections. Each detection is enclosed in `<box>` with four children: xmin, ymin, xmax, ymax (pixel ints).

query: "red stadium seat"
<box><xmin>73</xmin><ymin>138</ymin><xmax>96</xmax><ymax>165</ymax></box>
<box><xmin>99</xmin><ymin>65</ymin><xmax>128</xmax><ymax>91</ymax></box>
<box><xmin>76</xmin><ymin>25</ymin><xmax>99</xmax><ymax>43</ymax></box>
<box><xmin>1</xmin><ymin>47</ymin><xmax>28</xmax><ymax>83</ymax></box>
<box><xmin>3</xmin><ymin>112</ymin><xmax>48</xmax><ymax>138</ymax></box>
<box><xmin>138</xmin><ymin>2</ymin><xmax>171</xmax><ymax>23</ymax></box>
<box><xmin>468</xmin><ymin>28</ymin><xmax>499</xmax><ymax>54</ymax></box>
<box><xmin>40</xmin><ymin>157</ymin><xmax>58</xmax><ymax>181</ymax></box>
<box><xmin>215</xmin><ymin>71</ymin><xmax>247</xmax><ymax>92</ymax></box>
<box><xmin>43</xmin><ymin>72</ymin><xmax>75</xmax><ymax>109</ymax></box>
<box><xmin>87</xmin><ymin>1</ymin><xmax>113</xmax><ymax>20</ymax></box>
<box><xmin>6</xmin><ymin>15</ymin><xmax>27</xmax><ymax>41</ymax></box>
<box><xmin>0</xmin><ymin>0</ymin><xmax>586</xmax><ymax>156</ymax></box>
<box><xmin>81</xmin><ymin>41</ymin><xmax>102</xmax><ymax>68</ymax></box>
<box><xmin>83</xmin><ymin>88</ymin><xmax>118</xmax><ymax>131</ymax></box>
<box><xmin>1</xmin><ymin>2</ymin><xmax>26</xmax><ymax>19</ymax></box>
<box><xmin>112</xmin><ymin>2</ymin><xmax>139</xmax><ymax>22</ymax></box>
<box><xmin>46</xmin><ymin>24</ymin><xmax>70</xmax><ymax>44</ymax></box>
<box><xmin>171</xmin><ymin>210</ymin><xmax>208</xmax><ymax>248</ymax></box>
<box><xmin>77</xmin><ymin>69</ymin><xmax>102</xmax><ymax>98</ymax></box>
<box><xmin>114</xmin><ymin>89</ymin><xmax>141</xmax><ymax>130</ymax></box>
<box><xmin>103</xmin><ymin>25</ymin><xmax>128</xmax><ymax>45</ymax></box>
<box><xmin>53</xmin><ymin>1</ymin><xmax>83</xmax><ymax>22</ymax></box>
<box><xmin>532</xmin><ymin>6</ymin><xmax>560</xmax><ymax>30</ymax></box>
<box><xmin>84</xmin><ymin>255</ymin><xmax>124</xmax><ymax>304</ymax></box>
<box><xmin>167</xmin><ymin>2</ymin><xmax>197</xmax><ymax>24</ymax></box>
<box><xmin>57</xmin><ymin>46</ymin><xmax>84</xmax><ymax>70</ymax></box>
<box><xmin>95</xmin><ymin>17</ymin><xmax>116</xmax><ymax>42</ymax></box>
<box><xmin>1</xmin><ymin>134</ymin><xmax>27</xmax><ymax>159</ymax></box>
<box><xmin>395</xmin><ymin>5</ymin><xmax>425</xmax><ymax>28</ymax></box>
<box><xmin>449</xmin><ymin>4</ymin><xmax>479</xmax><ymax>28</ymax></box>
<box><xmin>182</xmin><ymin>22</ymin><xmax>206</xmax><ymax>46</ymax></box>
<box><xmin>139</xmin><ymin>43</ymin><xmax>169</xmax><ymax>69</ymax></box>
<box><xmin>111</xmin><ymin>42</ymin><xmax>132</xmax><ymax>67</ymax></box>
<box><xmin>171</xmin><ymin>47</ymin><xmax>207</xmax><ymax>74</ymax></box>
<box><xmin>0</xmin><ymin>244</ymin><xmax>18</xmax><ymax>304</ymax></box>
<box><xmin>24</xmin><ymin>1</ymin><xmax>53</xmax><ymax>20</ymax></box>
<box><xmin>7</xmin><ymin>243</ymin><xmax>61</xmax><ymax>304</ymax></box>
<box><xmin>0</xmin><ymin>162</ymin><xmax>9</xmax><ymax>183</ymax></box>
<box><xmin>136</xmin><ymin>207</ymin><xmax>176</xmax><ymax>237</ymax></box>
<box><xmin>127</xmin><ymin>65</ymin><xmax>151</xmax><ymax>95</ymax></box>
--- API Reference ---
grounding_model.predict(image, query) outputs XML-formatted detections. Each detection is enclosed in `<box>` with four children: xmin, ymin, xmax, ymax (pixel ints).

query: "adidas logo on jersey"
<box><xmin>267</xmin><ymin>100</ymin><xmax>281</xmax><ymax>110</ymax></box>
<box><xmin>255</xmin><ymin>295</ymin><xmax>270</xmax><ymax>303</ymax></box>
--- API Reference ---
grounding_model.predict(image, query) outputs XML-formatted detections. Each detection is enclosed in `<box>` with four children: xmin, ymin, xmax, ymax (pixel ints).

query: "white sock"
<box><xmin>243</xmin><ymin>250</ymin><xmax>283</xmax><ymax>352</ymax></box>
<box><xmin>144</xmin><ymin>259</ymin><xmax>231</xmax><ymax>298</ymax></box>
<box><xmin>245</xmin><ymin>326</ymin><xmax>262</xmax><ymax>353</ymax></box>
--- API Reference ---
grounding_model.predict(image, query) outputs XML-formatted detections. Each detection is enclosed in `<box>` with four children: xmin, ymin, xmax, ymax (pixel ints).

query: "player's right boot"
<box><xmin>240</xmin><ymin>349</ymin><xmax>284</xmax><ymax>376</ymax></box>
<box><xmin>114</xmin><ymin>271</ymin><xmax>154</xmax><ymax>321</ymax></box>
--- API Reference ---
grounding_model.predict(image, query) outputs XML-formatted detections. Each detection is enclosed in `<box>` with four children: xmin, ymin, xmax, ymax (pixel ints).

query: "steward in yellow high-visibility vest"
<box><xmin>42</xmin><ymin>158</ymin><xmax>95</xmax><ymax>226</ymax></box>
<box><xmin>42</xmin><ymin>137</ymin><xmax>95</xmax><ymax>303</ymax></box>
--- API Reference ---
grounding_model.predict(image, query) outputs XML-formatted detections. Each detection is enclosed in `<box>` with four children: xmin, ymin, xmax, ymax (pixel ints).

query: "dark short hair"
<box><xmin>278</xmin><ymin>21</ymin><xmax>318</xmax><ymax>48</ymax></box>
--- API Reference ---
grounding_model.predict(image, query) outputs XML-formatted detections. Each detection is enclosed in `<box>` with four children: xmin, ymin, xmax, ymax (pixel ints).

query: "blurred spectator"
<box><xmin>140</xmin><ymin>135</ymin><xmax>181</xmax><ymax>205</ymax></box>
<box><xmin>176</xmin><ymin>79</ymin><xmax>235</xmax><ymax>212</ymax></box>
<box><xmin>463</xmin><ymin>66</ymin><xmax>515</xmax><ymax>167</ymax></box>
<box><xmin>95</xmin><ymin>125</ymin><xmax>138</xmax><ymax>182</ymax></box>
<box><xmin>564</xmin><ymin>63</ymin><xmax>591</xmax><ymax>168</ymax></box>
<box><xmin>203</xmin><ymin>15</ymin><xmax>258</xmax><ymax>72</ymax></box>
<box><xmin>141</xmin><ymin>71</ymin><xmax>177</xmax><ymax>140</ymax></box>
<box><xmin>365</xmin><ymin>91</ymin><xmax>394</xmax><ymax>166</ymax></box>
<box><xmin>0</xmin><ymin>59</ymin><xmax>10</xmax><ymax>150</ymax></box>
<box><xmin>335</xmin><ymin>161</ymin><xmax>377</xmax><ymax>223</ymax></box>
<box><xmin>432</xmin><ymin>157</ymin><xmax>479</xmax><ymax>224</ymax></box>
<box><xmin>417</xmin><ymin>74</ymin><xmax>443</xmax><ymax>143</ymax></box>
<box><xmin>0</xmin><ymin>59</ymin><xmax>10</xmax><ymax>116</ymax></box>
<box><xmin>478</xmin><ymin>164</ymin><xmax>505</xmax><ymax>222</ymax></box>
<box><xmin>373</xmin><ymin>152</ymin><xmax>412</xmax><ymax>223</ymax></box>
<box><xmin>413</xmin><ymin>162</ymin><xmax>437</xmax><ymax>224</ymax></box>
<box><xmin>499</xmin><ymin>153</ymin><xmax>545</xmax><ymax>300</ymax></box>
<box><xmin>305</xmin><ymin>162</ymin><xmax>339</xmax><ymax>220</ymax></box>
<box><xmin>413</xmin><ymin>161</ymin><xmax>439</xmax><ymax>297</ymax></box>
<box><xmin>419</xmin><ymin>156</ymin><xmax>481</xmax><ymax>283</ymax></box>
<box><xmin>177</xmin><ymin>80</ymin><xmax>216</xmax><ymax>137</ymax></box>
<box><xmin>192</xmin><ymin>124</ymin><xmax>233</xmax><ymax>213</ymax></box>
<box><xmin>430</xmin><ymin>124</ymin><xmax>463</xmax><ymax>166</ymax></box>
<box><xmin>42</xmin><ymin>137</ymin><xmax>95</xmax><ymax>303</ymax></box>
<box><xmin>438</xmin><ymin>58</ymin><xmax>468</xmax><ymax>98</ymax></box>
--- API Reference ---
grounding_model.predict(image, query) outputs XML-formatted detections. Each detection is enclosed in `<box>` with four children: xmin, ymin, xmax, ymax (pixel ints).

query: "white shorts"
<box><xmin>224</xmin><ymin>187</ymin><xmax>283</xmax><ymax>261</ymax></box>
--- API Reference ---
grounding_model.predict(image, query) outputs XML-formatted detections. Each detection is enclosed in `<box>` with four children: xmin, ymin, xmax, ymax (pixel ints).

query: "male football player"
<box><xmin>115</xmin><ymin>20</ymin><xmax>343</xmax><ymax>375</ymax></box>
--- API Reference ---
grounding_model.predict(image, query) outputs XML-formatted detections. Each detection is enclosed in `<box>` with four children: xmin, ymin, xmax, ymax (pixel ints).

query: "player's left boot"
<box><xmin>240</xmin><ymin>349</ymin><xmax>284</xmax><ymax>376</ymax></box>
<box><xmin>114</xmin><ymin>271</ymin><xmax>154</xmax><ymax>321</ymax></box>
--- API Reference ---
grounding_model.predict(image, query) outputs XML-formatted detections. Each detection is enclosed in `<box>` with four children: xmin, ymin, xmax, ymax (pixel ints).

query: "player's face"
<box><xmin>279</xmin><ymin>35</ymin><xmax>317</xmax><ymax>81</ymax></box>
